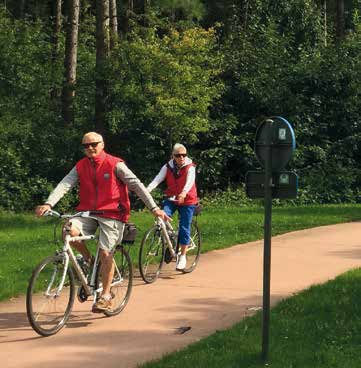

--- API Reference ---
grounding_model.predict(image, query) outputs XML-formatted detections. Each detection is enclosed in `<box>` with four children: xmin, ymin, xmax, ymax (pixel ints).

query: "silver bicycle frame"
<box><xmin>156</xmin><ymin>217</ymin><xmax>176</xmax><ymax>257</ymax></box>
<box><xmin>63</xmin><ymin>233</ymin><xmax>96</xmax><ymax>296</ymax></box>
<box><xmin>44</xmin><ymin>210</ymin><xmax>126</xmax><ymax>301</ymax></box>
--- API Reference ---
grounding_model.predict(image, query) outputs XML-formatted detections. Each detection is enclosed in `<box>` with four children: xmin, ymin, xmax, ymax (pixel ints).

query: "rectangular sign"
<box><xmin>245</xmin><ymin>171</ymin><xmax>298</xmax><ymax>199</ymax></box>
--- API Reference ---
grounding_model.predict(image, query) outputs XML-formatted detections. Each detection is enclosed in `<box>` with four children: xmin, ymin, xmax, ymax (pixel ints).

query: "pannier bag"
<box><xmin>122</xmin><ymin>222</ymin><xmax>137</xmax><ymax>244</ymax></box>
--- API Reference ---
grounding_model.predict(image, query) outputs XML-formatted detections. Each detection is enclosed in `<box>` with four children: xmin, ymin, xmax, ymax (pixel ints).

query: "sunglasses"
<box><xmin>82</xmin><ymin>141</ymin><xmax>102</xmax><ymax>149</ymax></box>
<box><xmin>174</xmin><ymin>153</ymin><xmax>187</xmax><ymax>158</ymax></box>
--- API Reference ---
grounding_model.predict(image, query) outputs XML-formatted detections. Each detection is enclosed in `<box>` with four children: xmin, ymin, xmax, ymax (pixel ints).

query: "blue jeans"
<box><xmin>162</xmin><ymin>200</ymin><xmax>195</xmax><ymax>245</ymax></box>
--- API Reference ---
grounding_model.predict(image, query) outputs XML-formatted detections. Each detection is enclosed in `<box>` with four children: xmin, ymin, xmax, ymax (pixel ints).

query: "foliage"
<box><xmin>107</xmin><ymin>23</ymin><xmax>223</xmax><ymax>179</ymax></box>
<box><xmin>1</xmin><ymin>2</ymin><xmax>361</xmax><ymax>209</ymax></box>
<box><xmin>198</xmin><ymin>2</ymin><xmax>361</xmax><ymax>202</ymax></box>
<box><xmin>0</xmin><ymin>147</ymin><xmax>52</xmax><ymax>211</ymax></box>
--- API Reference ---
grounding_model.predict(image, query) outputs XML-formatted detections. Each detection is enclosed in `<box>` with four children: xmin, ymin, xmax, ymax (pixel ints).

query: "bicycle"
<box><xmin>138</xmin><ymin>204</ymin><xmax>201</xmax><ymax>284</ymax></box>
<box><xmin>26</xmin><ymin>210</ymin><xmax>133</xmax><ymax>337</ymax></box>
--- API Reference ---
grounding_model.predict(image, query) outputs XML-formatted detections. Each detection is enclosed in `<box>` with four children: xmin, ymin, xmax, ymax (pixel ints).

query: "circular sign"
<box><xmin>254</xmin><ymin>116</ymin><xmax>296</xmax><ymax>171</ymax></box>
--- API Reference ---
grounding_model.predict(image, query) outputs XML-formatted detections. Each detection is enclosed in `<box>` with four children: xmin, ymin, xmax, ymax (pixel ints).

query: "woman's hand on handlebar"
<box><xmin>177</xmin><ymin>191</ymin><xmax>186</xmax><ymax>204</ymax></box>
<box><xmin>35</xmin><ymin>204</ymin><xmax>51</xmax><ymax>217</ymax></box>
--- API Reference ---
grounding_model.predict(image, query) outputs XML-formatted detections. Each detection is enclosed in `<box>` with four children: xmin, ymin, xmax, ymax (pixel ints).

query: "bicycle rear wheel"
<box><xmin>96</xmin><ymin>246</ymin><xmax>133</xmax><ymax>317</ymax></box>
<box><xmin>26</xmin><ymin>254</ymin><xmax>75</xmax><ymax>336</ymax></box>
<box><xmin>138</xmin><ymin>225</ymin><xmax>165</xmax><ymax>283</ymax></box>
<box><xmin>182</xmin><ymin>220</ymin><xmax>201</xmax><ymax>273</ymax></box>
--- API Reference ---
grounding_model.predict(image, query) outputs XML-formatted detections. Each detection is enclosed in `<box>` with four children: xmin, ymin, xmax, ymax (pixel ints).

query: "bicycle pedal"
<box><xmin>77</xmin><ymin>286</ymin><xmax>88</xmax><ymax>303</ymax></box>
<box><xmin>164</xmin><ymin>248</ymin><xmax>173</xmax><ymax>264</ymax></box>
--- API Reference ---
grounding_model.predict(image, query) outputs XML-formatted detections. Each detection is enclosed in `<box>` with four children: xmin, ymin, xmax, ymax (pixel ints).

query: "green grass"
<box><xmin>140</xmin><ymin>268</ymin><xmax>361</xmax><ymax>368</ymax></box>
<box><xmin>1</xmin><ymin>203</ymin><xmax>361</xmax><ymax>301</ymax></box>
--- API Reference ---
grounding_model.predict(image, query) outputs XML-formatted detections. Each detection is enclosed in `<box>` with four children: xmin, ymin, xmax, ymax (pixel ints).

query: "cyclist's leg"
<box><xmin>95</xmin><ymin>218</ymin><xmax>125</xmax><ymax>307</ymax></box>
<box><xmin>177</xmin><ymin>205</ymin><xmax>196</xmax><ymax>259</ymax></box>
<box><xmin>64</xmin><ymin>217</ymin><xmax>97</xmax><ymax>262</ymax></box>
<box><xmin>162</xmin><ymin>199</ymin><xmax>177</xmax><ymax>218</ymax></box>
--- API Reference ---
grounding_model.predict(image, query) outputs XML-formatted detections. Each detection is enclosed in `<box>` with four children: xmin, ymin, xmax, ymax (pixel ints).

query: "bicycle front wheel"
<box><xmin>26</xmin><ymin>254</ymin><xmax>75</xmax><ymax>336</ymax></box>
<box><xmin>182</xmin><ymin>221</ymin><xmax>201</xmax><ymax>273</ymax></box>
<box><xmin>138</xmin><ymin>225</ymin><xmax>165</xmax><ymax>283</ymax></box>
<box><xmin>96</xmin><ymin>246</ymin><xmax>133</xmax><ymax>317</ymax></box>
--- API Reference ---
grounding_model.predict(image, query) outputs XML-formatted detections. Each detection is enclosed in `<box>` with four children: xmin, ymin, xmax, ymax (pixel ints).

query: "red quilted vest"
<box><xmin>165</xmin><ymin>163</ymin><xmax>198</xmax><ymax>205</ymax></box>
<box><xmin>76</xmin><ymin>151</ymin><xmax>130</xmax><ymax>222</ymax></box>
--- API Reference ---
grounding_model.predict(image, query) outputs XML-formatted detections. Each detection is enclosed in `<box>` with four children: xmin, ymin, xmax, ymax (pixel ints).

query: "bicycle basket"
<box><xmin>122</xmin><ymin>222</ymin><xmax>138</xmax><ymax>244</ymax></box>
<box><xmin>194</xmin><ymin>203</ymin><xmax>202</xmax><ymax>216</ymax></box>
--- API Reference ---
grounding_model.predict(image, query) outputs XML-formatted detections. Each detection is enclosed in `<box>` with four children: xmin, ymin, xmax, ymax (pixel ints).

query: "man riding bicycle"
<box><xmin>147</xmin><ymin>143</ymin><xmax>198</xmax><ymax>270</ymax></box>
<box><xmin>35</xmin><ymin>132</ymin><xmax>170</xmax><ymax>312</ymax></box>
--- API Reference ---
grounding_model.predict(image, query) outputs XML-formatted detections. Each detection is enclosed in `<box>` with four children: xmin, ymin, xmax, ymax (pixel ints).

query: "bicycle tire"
<box><xmin>26</xmin><ymin>254</ymin><xmax>75</xmax><ymax>336</ymax></box>
<box><xmin>138</xmin><ymin>225</ymin><xmax>165</xmax><ymax>284</ymax></box>
<box><xmin>95</xmin><ymin>246</ymin><xmax>133</xmax><ymax>317</ymax></box>
<box><xmin>182</xmin><ymin>220</ymin><xmax>201</xmax><ymax>273</ymax></box>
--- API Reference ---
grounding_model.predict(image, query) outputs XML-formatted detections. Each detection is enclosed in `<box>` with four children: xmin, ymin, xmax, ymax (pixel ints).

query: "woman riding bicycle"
<box><xmin>147</xmin><ymin>143</ymin><xmax>198</xmax><ymax>271</ymax></box>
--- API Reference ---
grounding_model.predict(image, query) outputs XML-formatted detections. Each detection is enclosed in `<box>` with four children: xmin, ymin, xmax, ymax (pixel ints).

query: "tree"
<box><xmin>322</xmin><ymin>0</ymin><xmax>327</xmax><ymax>46</ymax></box>
<box><xmin>95</xmin><ymin>0</ymin><xmax>110</xmax><ymax>134</ymax></box>
<box><xmin>110</xmin><ymin>0</ymin><xmax>118</xmax><ymax>49</ymax></box>
<box><xmin>51</xmin><ymin>0</ymin><xmax>62</xmax><ymax>100</ymax></box>
<box><xmin>61</xmin><ymin>0</ymin><xmax>80</xmax><ymax>125</ymax></box>
<box><xmin>18</xmin><ymin>0</ymin><xmax>26</xmax><ymax>18</ymax></box>
<box><xmin>336</xmin><ymin>0</ymin><xmax>345</xmax><ymax>41</ymax></box>
<box><xmin>108</xmin><ymin>25</ymin><xmax>223</xmax><ymax>177</ymax></box>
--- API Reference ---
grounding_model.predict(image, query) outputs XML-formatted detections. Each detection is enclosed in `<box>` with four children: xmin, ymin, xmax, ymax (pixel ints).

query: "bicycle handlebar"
<box><xmin>43</xmin><ymin>209</ymin><xmax>104</xmax><ymax>219</ymax></box>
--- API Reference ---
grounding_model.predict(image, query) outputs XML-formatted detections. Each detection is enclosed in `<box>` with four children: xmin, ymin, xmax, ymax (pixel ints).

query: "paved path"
<box><xmin>1</xmin><ymin>222</ymin><xmax>361</xmax><ymax>368</ymax></box>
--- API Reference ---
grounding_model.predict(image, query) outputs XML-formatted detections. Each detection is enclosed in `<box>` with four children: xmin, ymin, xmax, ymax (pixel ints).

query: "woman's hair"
<box><xmin>172</xmin><ymin>143</ymin><xmax>187</xmax><ymax>154</ymax></box>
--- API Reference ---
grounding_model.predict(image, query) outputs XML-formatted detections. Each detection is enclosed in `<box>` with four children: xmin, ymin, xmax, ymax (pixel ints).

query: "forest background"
<box><xmin>1</xmin><ymin>0</ymin><xmax>361</xmax><ymax>212</ymax></box>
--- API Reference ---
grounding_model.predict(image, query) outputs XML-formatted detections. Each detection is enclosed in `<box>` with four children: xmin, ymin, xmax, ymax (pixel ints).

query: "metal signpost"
<box><xmin>245</xmin><ymin>116</ymin><xmax>297</xmax><ymax>360</ymax></box>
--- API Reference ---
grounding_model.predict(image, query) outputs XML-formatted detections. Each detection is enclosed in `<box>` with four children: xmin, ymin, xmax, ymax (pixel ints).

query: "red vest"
<box><xmin>76</xmin><ymin>152</ymin><xmax>130</xmax><ymax>222</ymax></box>
<box><xmin>165</xmin><ymin>163</ymin><xmax>198</xmax><ymax>205</ymax></box>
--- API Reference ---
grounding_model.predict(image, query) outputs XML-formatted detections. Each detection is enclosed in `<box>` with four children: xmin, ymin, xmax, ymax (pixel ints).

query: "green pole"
<box><xmin>262</xmin><ymin>119</ymin><xmax>273</xmax><ymax>360</ymax></box>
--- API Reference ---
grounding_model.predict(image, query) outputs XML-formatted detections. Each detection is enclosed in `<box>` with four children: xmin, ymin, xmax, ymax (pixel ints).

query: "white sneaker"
<box><xmin>176</xmin><ymin>255</ymin><xmax>187</xmax><ymax>270</ymax></box>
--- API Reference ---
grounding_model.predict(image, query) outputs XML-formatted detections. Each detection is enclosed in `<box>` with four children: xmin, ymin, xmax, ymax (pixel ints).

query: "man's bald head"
<box><xmin>82</xmin><ymin>132</ymin><xmax>104</xmax><ymax>144</ymax></box>
<box><xmin>82</xmin><ymin>132</ymin><xmax>105</xmax><ymax>158</ymax></box>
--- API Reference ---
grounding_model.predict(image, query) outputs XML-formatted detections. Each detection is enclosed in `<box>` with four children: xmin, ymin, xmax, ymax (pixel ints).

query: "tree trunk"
<box><xmin>142</xmin><ymin>0</ymin><xmax>150</xmax><ymax>14</ymax></box>
<box><xmin>323</xmin><ymin>0</ymin><xmax>327</xmax><ymax>46</ymax></box>
<box><xmin>50</xmin><ymin>0</ymin><xmax>62</xmax><ymax>100</ymax></box>
<box><xmin>109</xmin><ymin>0</ymin><xmax>118</xmax><ymax>50</ymax></box>
<box><xmin>240</xmin><ymin>0</ymin><xmax>249</xmax><ymax>30</ymax></box>
<box><xmin>140</xmin><ymin>0</ymin><xmax>150</xmax><ymax>26</ymax></box>
<box><xmin>61</xmin><ymin>0</ymin><xmax>80</xmax><ymax>125</ymax></box>
<box><xmin>124</xmin><ymin>0</ymin><xmax>134</xmax><ymax>34</ymax></box>
<box><xmin>336</xmin><ymin>0</ymin><xmax>345</xmax><ymax>41</ymax></box>
<box><xmin>95</xmin><ymin>0</ymin><xmax>110</xmax><ymax>134</ymax></box>
<box><xmin>18</xmin><ymin>0</ymin><xmax>26</xmax><ymax>18</ymax></box>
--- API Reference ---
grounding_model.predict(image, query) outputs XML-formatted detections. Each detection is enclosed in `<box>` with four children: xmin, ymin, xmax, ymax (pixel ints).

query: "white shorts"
<box><xmin>69</xmin><ymin>216</ymin><xmax>125</xmax><ymax>252</ymax></box>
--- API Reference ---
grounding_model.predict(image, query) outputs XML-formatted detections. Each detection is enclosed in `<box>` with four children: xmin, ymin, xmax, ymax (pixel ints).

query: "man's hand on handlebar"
<box><xmin>35</xmin><ymin>204</ymin><xmax>51</xmax><ymax>217</ymax></box>
<box><xmin>152</xmin><ymin>208</ymin><xmax>172</xmax><ymax>222</ymax></box>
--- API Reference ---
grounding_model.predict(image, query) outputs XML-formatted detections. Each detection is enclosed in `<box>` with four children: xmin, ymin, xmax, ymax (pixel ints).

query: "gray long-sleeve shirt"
<box><xmin>46</xmin><ymin>162</ymin><xmax>159</xmax><ymax>211</ymax></box>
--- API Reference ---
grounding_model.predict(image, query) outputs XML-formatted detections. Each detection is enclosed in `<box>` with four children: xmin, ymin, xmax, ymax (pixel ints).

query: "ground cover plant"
<box><xmin>1</xmin><ymin>203</ymin><xmax>361</xmax><ymax>301</ymax></box>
